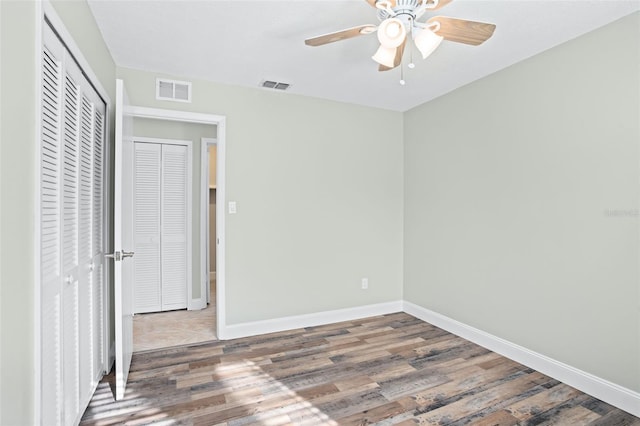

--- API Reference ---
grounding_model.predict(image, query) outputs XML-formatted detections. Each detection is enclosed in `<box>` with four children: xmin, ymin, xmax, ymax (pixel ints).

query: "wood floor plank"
<box><xmin>81</xmin><ymin>313</ymin><xmax>639</xmax><ymax>425</ymax></box>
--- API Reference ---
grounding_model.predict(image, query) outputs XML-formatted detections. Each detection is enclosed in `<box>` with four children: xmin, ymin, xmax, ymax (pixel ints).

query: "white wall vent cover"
<box><xmin>260</xmin><ymin>80</ymin><xmax>290</xmax><ymax>91</ymax></box>
<box><xmin>156</xmin><ymin>78</ymin><xmax>192</xmax><ymax>103</ymax></box>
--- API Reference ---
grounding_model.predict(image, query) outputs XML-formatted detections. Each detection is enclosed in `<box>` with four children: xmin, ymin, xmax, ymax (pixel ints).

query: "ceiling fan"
<box><xmin>304</xmin><ymin>0</ymin><xmax>496</xmax><ymax>78</ymax></box>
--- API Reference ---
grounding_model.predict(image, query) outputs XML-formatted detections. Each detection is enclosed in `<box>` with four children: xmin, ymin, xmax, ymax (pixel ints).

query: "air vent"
<box><xmin>260</xmin><ymin>80</ymin><xmax>290</xmax><ymax>91</ymax></box>
<box><xmin>156</xmin><ymin>78</ymin><xmax>192</xmax><ymax>103</ymax></box>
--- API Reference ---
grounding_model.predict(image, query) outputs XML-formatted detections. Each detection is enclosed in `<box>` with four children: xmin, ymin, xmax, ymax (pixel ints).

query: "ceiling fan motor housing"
<box><xmin>377</xmin><ymin>0</ymin><xmax>423</xmax><ymax>23</ymax></box>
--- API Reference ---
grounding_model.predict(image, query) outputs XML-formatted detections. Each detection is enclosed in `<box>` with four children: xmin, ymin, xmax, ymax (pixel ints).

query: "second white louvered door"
<box><xmin>133</xmin><ymin>141</ymin><xmax>191</xmax><ymax>313</ymax></box>
<box><xmin>160</xmin><ymin>144</ymin><xmax>189</xmax><ymax>310</ymax></box>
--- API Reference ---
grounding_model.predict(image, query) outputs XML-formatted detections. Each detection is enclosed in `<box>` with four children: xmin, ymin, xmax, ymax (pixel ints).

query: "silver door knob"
<box><xmin>122</xmin><ymin>250</ymin><xmax>135</xmax><ymax>259</ymax></box>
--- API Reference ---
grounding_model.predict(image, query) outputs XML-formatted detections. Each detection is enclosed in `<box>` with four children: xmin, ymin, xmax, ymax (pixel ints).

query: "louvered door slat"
<box><xmin>93</xmin><ymin>111</ymin><xmax>103</xmax><ymax>256</ymax></box>
<box><xmin>161</xmin><ymin>144</ymin><xmax>188</xmax><ymax>310</ymax></box>
<box><xmin>79</xmin><ymin>96</ymin><xmax>93</xmax><ymax>258</ymax></box>
<box><xmin>133</xmin><ymin>143</ymin><xmax>162</xmax><ymax>313</ymax></box>
<box><xmin>92</xmin><ymin>108</ymin><xmax>105</xmax><ymax>376</ymax></box>
<box><xmin>62</xmin><ymin>74</ymin><xmax>79</xmax><ymax>272</ymax></box>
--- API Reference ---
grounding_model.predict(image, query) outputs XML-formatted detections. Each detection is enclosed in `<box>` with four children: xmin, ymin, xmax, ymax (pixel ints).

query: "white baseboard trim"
<box><xmin>220</xmin><ymin>300</ymin><xmax>403</xmax><ymax>341</ymax></box>
<box><xmin>403</xmin><ymin>301</ymin><xmax>640</xmax><ymax>418</ymax></box>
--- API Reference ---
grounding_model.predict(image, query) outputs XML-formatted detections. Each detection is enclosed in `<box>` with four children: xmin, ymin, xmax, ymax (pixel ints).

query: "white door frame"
<box><xmin>200</xmin><ymin>138</ymin><xmax>217</xmax><ymax>306</ymax></box>
<box><xmin>126</xmin><ymin>106</ymin><xmax>226</xmax><ymax>337</ymax></box>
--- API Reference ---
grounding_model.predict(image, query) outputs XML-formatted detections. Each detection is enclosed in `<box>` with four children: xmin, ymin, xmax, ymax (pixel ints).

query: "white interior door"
<box><xmin>113</xmin><ymin>78</ymin><xmax>135</xmax><ymax>400</ymax></box>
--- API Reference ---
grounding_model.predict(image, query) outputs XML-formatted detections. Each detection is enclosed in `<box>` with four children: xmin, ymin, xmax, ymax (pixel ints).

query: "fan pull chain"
<box><xmin>408</xmin><ymin>18</ymin><xmax>416</xmax><ymax>69</ymax></box>
<box><xmin>400</xmin><ymin>63</ymin><xmax>406</xmax><ymax>86</ymax></box>
<box><xmin>408</xmin><ymin>47</ymin><xmax>415</xmax><ymax>69</ymax></box>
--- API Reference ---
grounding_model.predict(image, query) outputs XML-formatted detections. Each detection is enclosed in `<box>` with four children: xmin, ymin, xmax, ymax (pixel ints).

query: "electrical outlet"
<box><xmin>361</xmin><ymin>278</ymin><xmax>368</xmax><ymax>290</ymax></box>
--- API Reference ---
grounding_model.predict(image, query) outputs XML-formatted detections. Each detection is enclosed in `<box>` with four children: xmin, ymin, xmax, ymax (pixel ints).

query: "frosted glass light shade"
<box><xmin>414</xmin><ymin>28</ymin><xmax>443</xmax><ymax>59</ymax></box>
<box><xmin>372</xmin><ymin>45</ymin><xmax>397</xmax><ymax>68</ymax></box>
<box><xmin>377</xmin><ymin>18</ymin><xmax>406</xmax><ymax>48</ymax></box>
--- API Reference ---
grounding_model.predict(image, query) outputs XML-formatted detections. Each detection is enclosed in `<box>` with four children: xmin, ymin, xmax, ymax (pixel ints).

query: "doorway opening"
<box><xmin>122</xmin><ymin>107</ymin><xmax>226</xmax><ymax>353</ymax></box>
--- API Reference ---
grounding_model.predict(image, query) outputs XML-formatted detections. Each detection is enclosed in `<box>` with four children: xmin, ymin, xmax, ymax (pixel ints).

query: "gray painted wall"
<box><xmin>1</xmin><ymin>2</ymin><xmax>38</xmax><ymax>423</ymax></box>
<box><xmin>403</xmin><ymin>12</ymin><xmax>640</xmax><ymax>392</ymax></box>
<box><xmin>118</xmin><ymin>67</ymin><xmax>405</xmax><ymax>325</ymax></box>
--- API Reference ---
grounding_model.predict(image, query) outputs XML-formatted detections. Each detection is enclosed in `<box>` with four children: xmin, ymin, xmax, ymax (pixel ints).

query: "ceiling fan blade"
<box><xmin>425</xmin><ymin>0</ymin><xmax>453</xmax><ymax>11</ymax></box>
<box><xmin>305</xmin><ymin>25</ymin><xmax>377</xmax><ymax>47</ymax></box>
<box><xmin>428</xmin><ymin>16</ymin><xmax>496</xmax><ymax>46</ymax></box>
<box><xmin>378</xmin><ymin>38</ymin><xmax>406</xmax><ymax>71</ymax></box>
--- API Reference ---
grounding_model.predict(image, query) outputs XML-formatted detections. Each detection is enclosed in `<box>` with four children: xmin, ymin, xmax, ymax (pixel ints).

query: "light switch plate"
<box><xmin>228</xmin><ymin>201</ymin><xmax>237</xmax><ymax>214</ymax></box>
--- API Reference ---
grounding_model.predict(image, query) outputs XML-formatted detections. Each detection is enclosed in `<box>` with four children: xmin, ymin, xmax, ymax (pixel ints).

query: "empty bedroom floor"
<box><xmin>82</xmin><ymin>312</ymin><xmax>640</xmax><ymax>425</ymax></box>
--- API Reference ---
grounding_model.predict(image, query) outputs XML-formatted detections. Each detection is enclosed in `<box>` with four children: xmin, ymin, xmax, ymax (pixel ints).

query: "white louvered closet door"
<box><xmin>41</xmin><ymin>25</ymin><xmax>65</xmax><ymax>426</ymax></box>
<box><xmin>91</xmin><ymin>105</ymin><xmax>106</xmax><ymax>386</ymax></box>
<box><xmin>161</xmin><ymin>144</ymin><xmax>188</xmax><ymax>310</ymax></box>
<box><xmin>132</xmin><ymin>142</ymin><xmax>188</xmax><ymax>313</ymax></box>
<box><xmin>40</xmin><ymin>22</ymin><xmax>106</xmax><ymax>426</ymax></box>
<box><xmin>133</xmin><ymin>143</ymin><xmax>162</xmax><ymax>313</ymax></box>
<box><xmin>78</xmin><ymin>77</ymin><xmax>106</xmax><ymax>410</ymax></box>
<box><xmin>61</xmin><ymin>46</ymin><xmax>82</xmax><ymax>426</ymax></box>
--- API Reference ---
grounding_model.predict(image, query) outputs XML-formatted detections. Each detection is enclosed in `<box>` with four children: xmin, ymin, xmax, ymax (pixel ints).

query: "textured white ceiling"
<box><xmin>87</xmin><ymin>0</ymin><xmax>639</xmax><ymax>111</ymax></box>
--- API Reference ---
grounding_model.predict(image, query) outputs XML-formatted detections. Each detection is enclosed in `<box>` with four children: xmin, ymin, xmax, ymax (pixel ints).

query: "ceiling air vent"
<box><xmin>260</xmin><ymin>80</ymin><xmax>290</xmax><ymax>91</ymax></box>
<box><xmin>156</xmin><ymin>78</ymin><xmax>192</xmax><ymax>103</ymax></box>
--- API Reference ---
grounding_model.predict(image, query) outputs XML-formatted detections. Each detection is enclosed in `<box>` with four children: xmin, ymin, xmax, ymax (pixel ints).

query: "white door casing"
<box><xmin>113</xmin><ymin>79</ymin><xmax>135</xmax><ymax>400</ymax></box>
<box><xmin>200</xmin><ymin>138</ymin><xmax>217</xmax><ymax>306</ymax></box>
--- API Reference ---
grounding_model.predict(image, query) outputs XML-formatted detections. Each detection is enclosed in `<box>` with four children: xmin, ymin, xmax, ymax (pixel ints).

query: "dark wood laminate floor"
<box><xmin>81</xmin><ymin>313</ymin><xmax>640</xmax><ymax>425</ymax></box>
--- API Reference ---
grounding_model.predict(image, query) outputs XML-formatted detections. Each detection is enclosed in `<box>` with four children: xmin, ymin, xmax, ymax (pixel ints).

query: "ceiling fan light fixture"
<box><xmin>413</xmin><ymin>27</ymin><xmax>443</xmax><ymax>59</ymax></box>
<box><xmin>372</xmin><ymin>44</ymin><xmax>397</xmax><ymax>68</ymax></box>
<box><xmin>377</xmin><ymin>18</ymin><xmax>406</xmax><ymax>48</ymax></box>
